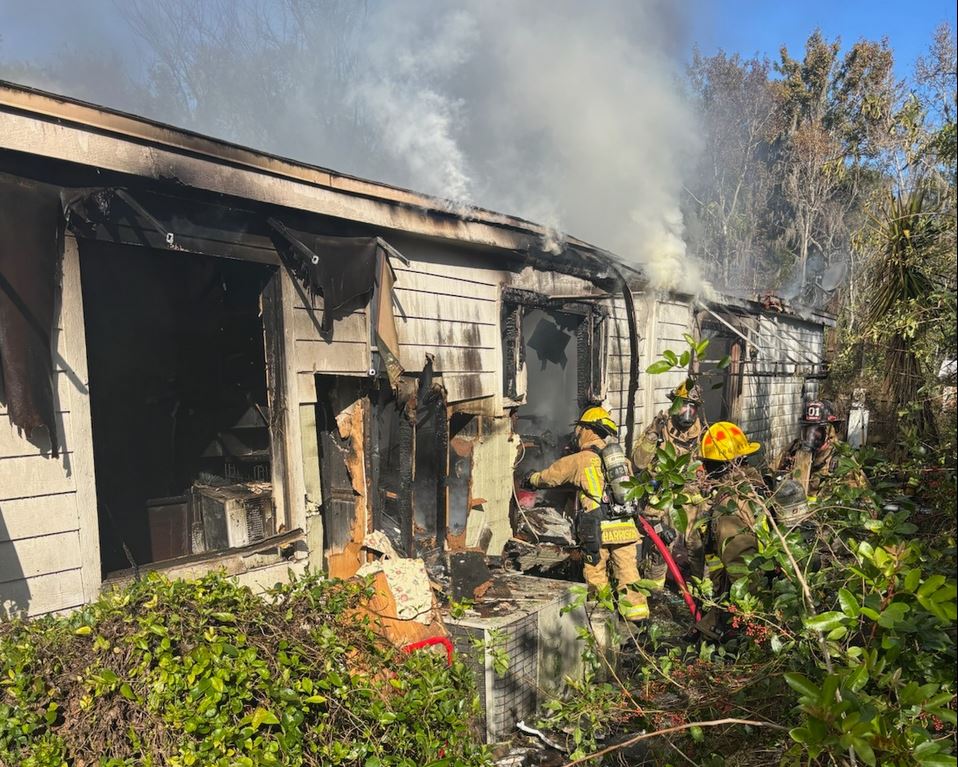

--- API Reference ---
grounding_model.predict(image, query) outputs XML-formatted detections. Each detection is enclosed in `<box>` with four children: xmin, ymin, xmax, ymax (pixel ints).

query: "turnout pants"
<box><xmin>584</xmin><ymin>541</ymin><xmax>648</xmax><ymax>621</ymax></box>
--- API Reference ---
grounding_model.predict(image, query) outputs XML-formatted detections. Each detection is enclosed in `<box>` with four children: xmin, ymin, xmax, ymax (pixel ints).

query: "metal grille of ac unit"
<box><xmin>445</xmin><ymin>574</ymin><xmax>602</xmax><ymax>744</ymax></box>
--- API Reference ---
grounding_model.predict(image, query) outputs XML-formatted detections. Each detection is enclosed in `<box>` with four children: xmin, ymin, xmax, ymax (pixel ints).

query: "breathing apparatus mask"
<box><xmin>671</xmin><ymin>400</ymin><xmax>699</xmax><ymax>431</ymax></box>
<box><xmin>801</xmin><ymin>424</ymin><xmax>828</xmax><ymax>452</ymax></box>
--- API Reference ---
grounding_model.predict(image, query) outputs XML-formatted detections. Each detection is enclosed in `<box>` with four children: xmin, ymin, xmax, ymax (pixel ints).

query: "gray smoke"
<box><xmin>0</xmin><ymin>0</ymin><xmax>703</xmax><ymax>291</ymax></box>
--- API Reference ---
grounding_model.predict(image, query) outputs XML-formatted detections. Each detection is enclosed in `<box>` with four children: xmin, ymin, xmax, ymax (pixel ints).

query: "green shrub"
<box><xmin>0</xmin><ymin>570</ymin><xmax>490</xmax><ymax>767</ymax></box>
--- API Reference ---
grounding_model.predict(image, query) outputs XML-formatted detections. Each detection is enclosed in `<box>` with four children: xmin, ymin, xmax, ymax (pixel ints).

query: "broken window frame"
<box><xmin>500</xmin><ymin>287</ymin><xmax>609</xmax><ymax>411</ymax></box>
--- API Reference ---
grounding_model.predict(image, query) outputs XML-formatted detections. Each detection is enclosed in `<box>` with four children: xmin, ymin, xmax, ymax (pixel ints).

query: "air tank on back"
<box><xmin>599</xmin><ymin>441</ymin><xmax>632</xmax><ymax>506</ymax></box>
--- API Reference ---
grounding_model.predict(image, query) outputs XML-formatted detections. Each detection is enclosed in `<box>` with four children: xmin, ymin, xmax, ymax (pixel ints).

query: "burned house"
<box><xmin>0</xmin><ymin>81</ymin><xmax>832</xmax><ymax>619</ymax></box>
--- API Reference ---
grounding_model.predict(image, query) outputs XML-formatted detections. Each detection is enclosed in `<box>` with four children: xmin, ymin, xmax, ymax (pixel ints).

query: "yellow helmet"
<box><xmin>577</xmin><ymin>406</ymin><xmax>618</xmax><ymax>437</ymax></box>
<box><xmin>700</xmin><ymin>421</ymin><xmax>761</xmax><ymax>461</ymax></box>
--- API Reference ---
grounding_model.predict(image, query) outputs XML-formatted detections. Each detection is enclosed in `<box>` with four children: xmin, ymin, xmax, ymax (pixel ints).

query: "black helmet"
<box><xmin>800</xmin><ymin>399</ymin><xmax>842</xmax><ymax>425</ymax></box>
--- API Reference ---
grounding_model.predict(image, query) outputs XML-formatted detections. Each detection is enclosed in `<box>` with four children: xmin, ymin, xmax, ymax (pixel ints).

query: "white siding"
<box><xmin>649</xmin><ymin>298</ymin><xmax>695</xmax><ymax>415</ymax></box>
<box><xmin>735</xmin><ymin>314</ymin><xmax>826</xmax><ymax>461</ymax></box>
<box><xmin>0</xmin><ymin>237</ymin><xmax>100</xmax><ymax>618</ymax></box>
<box><xmin>603</xmin><ymin>295</ymin><xmax>826</xmax><ymax>466</ymax></box>
<box><xmin>604</xmin><ymin>294</ymin><xmax>694</xmax><ymax>445</ymax></box>
<box><xmin>291</xmin><ymin>248</ymin><xmax>502</xmax><ymax>406</ymax></box>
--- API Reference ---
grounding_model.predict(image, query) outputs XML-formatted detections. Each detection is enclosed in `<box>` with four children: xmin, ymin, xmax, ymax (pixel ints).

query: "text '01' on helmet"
<box><xmin>700</xmin><ymin>421</ymin><xmax>761</xmax><ymax>461</ymax></box>
<box><xmin>801</xmin><ymin>399</ymin><xmax>842</xmax><ymax>425</ymax></box>
<box><xmin>576</xmin><ymin>406</ymin><xmax>618</xmax><ymax>437</ymax></box>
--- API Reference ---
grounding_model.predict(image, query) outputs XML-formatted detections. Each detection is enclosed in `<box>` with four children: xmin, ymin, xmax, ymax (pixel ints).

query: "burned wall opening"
<box><xmin>517</xmin><ymin>308</ymin><xmax>582</xmax><ymax>446</ymax></box>
<box><xmin>511</xmin><ymin>307</ymin><xmax>584</xmax><ymax>529</ymax></box>
<box><xmin>696</xmin><ymin>315</ymin><xmax>745</xmax><ymax>424</ymax></box>
<box><xmin>78</xmin><ymin>241</ymin><xmax>276</xmax><ymax>574</ymax></box>
<box><xmin>369</xmin><ymin>374</ymin><xmax>448</xmax><ymax>563</ymax></box>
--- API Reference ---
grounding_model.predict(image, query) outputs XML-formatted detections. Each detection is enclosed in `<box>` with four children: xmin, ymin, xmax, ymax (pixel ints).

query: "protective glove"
<box><xmin>519</xmin><ymin>471</ymin><xmax>538</xmax><ymax>490</ymax></box>
<box><xmin>654</xmin><ymin>520</ymin><xmax>677</xmax><ymax>546</ymax></box>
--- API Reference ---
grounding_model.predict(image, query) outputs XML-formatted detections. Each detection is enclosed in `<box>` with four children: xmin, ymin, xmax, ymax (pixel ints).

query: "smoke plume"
<box><xmin>0</xmin><ymin>0</ymin><xmax>702</xmax><ymax>291</ymax></box>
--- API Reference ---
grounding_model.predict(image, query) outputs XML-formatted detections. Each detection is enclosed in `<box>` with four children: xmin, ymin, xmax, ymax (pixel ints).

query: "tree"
<box><xmin>852</xmin><ymin>24</ymin><xmax>956</xmax><ymax>452</ymax></box>
<box><xmin>771</xmin><ymin>33</ymin><xmax>895</xmax><ymax>300</ymax></box>
<box><xmin>685</xmin><ymin>50</ymin><xmax>778</xmax><ymax>289</ymax></box>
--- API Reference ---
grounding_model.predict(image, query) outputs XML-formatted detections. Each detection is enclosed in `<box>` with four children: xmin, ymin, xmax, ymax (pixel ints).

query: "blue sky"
<box><xmin>690</xmin><ymin>0</ymin><xmax>957</xmax><ymax>77</ymax></box>
<box><xmin>1</xmin><ymin>1</ymin><xmax>955</xmax><ymax>79</ymax></box>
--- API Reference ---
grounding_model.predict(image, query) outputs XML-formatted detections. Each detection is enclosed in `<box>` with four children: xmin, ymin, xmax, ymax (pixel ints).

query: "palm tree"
<box><xmin>863</xmin><ymin>187</ymin><xmax>943</xmax><ymax>451</ymax></box>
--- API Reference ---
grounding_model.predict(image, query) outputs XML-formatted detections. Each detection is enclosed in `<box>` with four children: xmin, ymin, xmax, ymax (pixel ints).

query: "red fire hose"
<box><xmin>402</xmin><ymin>636</ymin><xmax>454</xmax><ymax>666</ymax></box>
<box><xmin>636</xmin><ymin>515</ymin><xmax>702</xmax><ymax>624</ymax></box>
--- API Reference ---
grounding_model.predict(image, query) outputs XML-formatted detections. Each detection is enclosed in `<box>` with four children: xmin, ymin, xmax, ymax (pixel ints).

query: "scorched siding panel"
<box><xmin>391</xmin><ymin>255</ymin><xmax>501</xmax><ymax>402</ymax></box>
<box><xmin>0</xmin><ymin>238</ymin><xmax>96</xmax><ymax>617</ymax></box>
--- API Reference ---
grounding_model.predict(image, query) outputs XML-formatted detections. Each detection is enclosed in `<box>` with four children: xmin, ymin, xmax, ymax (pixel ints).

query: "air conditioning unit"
<box><xmin>445</xmin><ymin>574</ymin><xmax>610</xmax><ymax>743</ymax></box>
<box><xmin>191</xmin><ymin>482</ymin><xmax>275</xmax><ymax>551</ymax></box>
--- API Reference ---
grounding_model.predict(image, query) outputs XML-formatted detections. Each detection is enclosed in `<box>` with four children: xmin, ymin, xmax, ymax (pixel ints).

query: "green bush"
<box><xmin>0</xmin><ymin>571</ymin><xmax>490</xmax><ymax>767</ymax></box>
<box><xmin>730</xmin><ymin>449</ymin><xmax>957</xmax><ymax>767</ymax></box>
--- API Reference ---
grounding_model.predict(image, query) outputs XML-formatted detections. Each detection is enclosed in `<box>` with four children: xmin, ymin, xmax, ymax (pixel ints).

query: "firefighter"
<box><xmin>774</xmin><ymin>400</ymin><xmax>866</xmax><ymax>498</ymax></box>
<box><xmin>700</xmin><ymin>421</ymin><xmax>765</xmax><ymax>595</ymax></box>
<box><xmin>692</xmin><ymin>421</ymin><xmax>767</xmax><ymax>639</ymax></box>
<box><xmin>632</xmin><ymin>380</ymin><xmax>710</xmax><ymax>585</ymax></box>
<box><xmin>523</xmin><ymin>407</ymin><xmax>648</xmax><ymax>622</ymax></box>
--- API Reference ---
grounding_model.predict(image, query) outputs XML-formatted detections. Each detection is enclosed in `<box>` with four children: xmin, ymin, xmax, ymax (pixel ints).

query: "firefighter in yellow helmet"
<box><xmin>524</xmin><ymin>406</ymin><xmax>648</xmax><ymax>622</ymax></box>
<box><xmin>632</xmin><ymin>380</ymin><xmax>709</xmax><ymax>586</ymax></box>
<box><xmin>699</xmin><ymin>422</ymin><xmax>765</xmax><ymax>596</ymax></box>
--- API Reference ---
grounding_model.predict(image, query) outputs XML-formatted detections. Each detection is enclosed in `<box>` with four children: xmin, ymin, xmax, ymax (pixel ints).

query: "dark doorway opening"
<box><xmin>517</xmin><ymin>308</ymin><xmax>582</xmax><ymax>444</ymax></box>
<box><xmin>697</xmin><ymin>317</ymin><xmax>745</xmax><ymax>425</ymax></box>
<box><xmin>79</xmin><ymin>242</ymin><xmax>276</xmax><ymax>575</ymax></box>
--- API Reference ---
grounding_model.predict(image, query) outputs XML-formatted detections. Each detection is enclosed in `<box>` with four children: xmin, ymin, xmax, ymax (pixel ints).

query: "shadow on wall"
<box><xmin>0</xmin><ymin>508</ymin><xmax>30</xmax><ymax>619</ymax></box>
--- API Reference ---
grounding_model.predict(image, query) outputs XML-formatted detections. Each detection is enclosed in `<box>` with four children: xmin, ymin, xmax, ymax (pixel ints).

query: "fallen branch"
<box><xmin>558</xmin><ymin>717</ymin><xmax>787</xmax><ymax>767</ymax></box>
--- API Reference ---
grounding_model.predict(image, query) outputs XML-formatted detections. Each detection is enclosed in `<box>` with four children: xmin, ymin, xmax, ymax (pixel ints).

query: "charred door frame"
<box><xmin>501</xmin><ymin>287</ymin><xmax>609</xmax><ymax>410</ymax></box>
<box><xmin>260</xmin><ymin>272</ymin><xmax>294</xmax><ymax>530</ymax></box>
<box><xmin>368</xmin><ymin>378</ymin><xmax>449</xmax><ymax>559</ymax></box>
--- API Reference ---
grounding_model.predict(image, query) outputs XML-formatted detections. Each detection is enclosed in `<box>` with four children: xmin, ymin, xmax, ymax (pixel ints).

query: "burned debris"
<box><xmin>0</xmin><ymin>174</ymin><xmax>64</xmax><ymax>458</ymax></box>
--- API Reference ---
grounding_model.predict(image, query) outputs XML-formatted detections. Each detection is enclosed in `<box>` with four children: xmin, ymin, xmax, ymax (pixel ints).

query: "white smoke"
<box><xmin>0</xmin><ymin>0</ymin><xmax>704</xmax><ymax>292</ymax></box>
<box><xmin>351</xmin><ymin>0</ymin><xmax>703</xmax><ymax>292</ymax></box>
<box><xmin>349</xmin><ymin>7</ymin><xmax>478</xmax><ymax>202</ymax></box>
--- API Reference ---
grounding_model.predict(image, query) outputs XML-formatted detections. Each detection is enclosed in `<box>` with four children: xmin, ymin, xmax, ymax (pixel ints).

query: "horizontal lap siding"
<box><xmin>0</xmin><ymin>239</ymin><xmax>92</xmax><ymax>618</ymax></box>
<box><xmin>604</xmin><ymin>296</ymin><xmax>641</xmax><ymax>434</ymax></box>
<box><xmin>0</xmin><ymin>531</ymin><xmax>82</xmax><ymax>582</ymax></box>
<box><xmin>393</xmin><ymin>264</ymin><xmax>499</xmax><ymax>403</ymax></box>
<box><xmin>291</xmin><ymin>256</ymin><xmax>501</xmax><ymax>405</ymax></box>
<box><xmin>736</xmin><ymin>314</ymin><xmax>826</xmax><ymax>461</ymax></box>
<box><xmin>651</xmin><ymin>300</ymin><xmax>694</xmax><ymax>414</ymax></box>
<box><xmin>1</xmin><ymin>570</ymin><xmax>86</xmax><ymax>617</ymax></box>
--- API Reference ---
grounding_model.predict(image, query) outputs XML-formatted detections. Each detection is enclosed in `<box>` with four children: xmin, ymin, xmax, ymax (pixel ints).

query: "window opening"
<box><xmin>697</xmin><ymin>317</ymin><xmax>745</xmax><ymax>424</ymax></box>
<box><xmin>79</xmin><ymin>241</ymin><xmax>277</xmax><ymax>576</ymax></box>
<box><xmin>502</xmin><ymin>289</ymin><xmax>607</xmax><ymax>447</ymax></box>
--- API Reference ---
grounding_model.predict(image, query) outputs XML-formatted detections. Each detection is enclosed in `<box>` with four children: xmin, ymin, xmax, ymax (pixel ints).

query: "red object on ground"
<box><xmin>402</xmin><ymin>636</ymin><xmax>455</xmax><ymax>666</ymax></box>
<box><xmin>636</xmin><ymin>515</ymin><xmax>703</xmax><ymax>623</ymax></box>
<box><xmin>515</xmin><ymin>488</ymin><xmax>537</xmax><ymax>509</ymax></box>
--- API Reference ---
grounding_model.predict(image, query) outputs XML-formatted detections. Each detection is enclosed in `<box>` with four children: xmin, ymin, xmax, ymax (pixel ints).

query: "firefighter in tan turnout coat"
<box><xmin>632</xmin><ymin>381</ymin><xmax>711</xmax><ymax>582</ymax></box>
<box><xmin>525</xmin><ymin>407</ymin><xmax>648</xmax><ymax>621</ymax></box>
